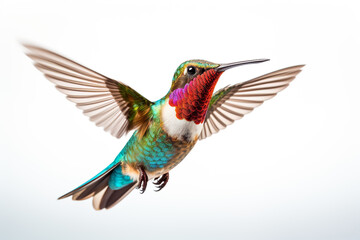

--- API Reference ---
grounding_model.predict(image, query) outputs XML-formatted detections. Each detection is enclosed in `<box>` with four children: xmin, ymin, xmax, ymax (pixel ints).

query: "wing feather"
<box><xmin>199</xmin><ymin>65</ymin><xmax>304</xmax><ymax>140</ymax></box>
<box><xmin>24</xmin><ymin>44</ymin><xmax>153</xmax><ymax>139</ymax></box>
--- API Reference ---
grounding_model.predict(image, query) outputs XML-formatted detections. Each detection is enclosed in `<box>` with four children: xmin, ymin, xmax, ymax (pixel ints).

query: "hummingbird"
<box><xmin>24</xmin><ymin>44</ymin><xmax>304</xmax><ymax>210</ymax></box>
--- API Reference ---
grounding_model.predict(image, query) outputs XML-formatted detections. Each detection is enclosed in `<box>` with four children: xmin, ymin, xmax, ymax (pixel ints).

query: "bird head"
<box><xmin>167</xmin><ymin>59</ymin><xmax>269</xmax><ymax>124</ymax></box>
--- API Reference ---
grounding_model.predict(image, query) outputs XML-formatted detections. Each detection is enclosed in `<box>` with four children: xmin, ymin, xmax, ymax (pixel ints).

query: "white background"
<box><xmin>0</xmin><ymin>0</ymin><xmax>359</xmax><ymax>239</ymax></box>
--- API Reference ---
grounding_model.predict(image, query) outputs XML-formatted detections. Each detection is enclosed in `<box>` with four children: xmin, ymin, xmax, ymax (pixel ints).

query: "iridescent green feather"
<box><xmin>114</xmin><ymin>82</ymin><xmax>153</xmax><ymax>130</ymax></box>
<box><xmin>172</xmin><ymin>60</ymin><xmax>219</xmax><ymax>81</ymax></box>
<box><xmin>208</xmin><ymin>85</ymin><xmax>232</xmax><ymax>109</ymax></box>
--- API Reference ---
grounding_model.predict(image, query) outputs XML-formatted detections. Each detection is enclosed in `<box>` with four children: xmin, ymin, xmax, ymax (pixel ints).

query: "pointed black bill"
<box><xmin>216</xmin><ymin>59</ymin><xmax>270</xmax><ymax>72</ymax></box>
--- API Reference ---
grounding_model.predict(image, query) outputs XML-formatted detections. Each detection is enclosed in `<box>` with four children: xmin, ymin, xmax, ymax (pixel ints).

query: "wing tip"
<box><xmin>200</xmin><ymin>64</ymin><xmax>305</xmax><ymax>140</ymax></box>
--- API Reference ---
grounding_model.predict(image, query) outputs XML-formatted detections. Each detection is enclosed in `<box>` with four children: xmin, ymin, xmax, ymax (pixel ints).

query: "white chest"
<box><xmin>161</xmin><ymin>99</ymin><xmax>203</xmax><ymax>141</ymax></box>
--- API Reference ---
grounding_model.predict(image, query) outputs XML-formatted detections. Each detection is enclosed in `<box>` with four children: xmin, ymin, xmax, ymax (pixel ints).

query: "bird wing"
<box><xmin>199</xmin><ymin>65</ymin><xmax>304</xmax><ymax>140</ymax></box>
<box><xmin>24</xmin><ymin>44</ymin><xmax>153</xmax><ymax>139</ymax></box>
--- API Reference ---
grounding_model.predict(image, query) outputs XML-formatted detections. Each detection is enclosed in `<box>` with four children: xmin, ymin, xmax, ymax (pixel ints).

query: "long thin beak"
<box><xmin>216</xmin><ymin>59</ymin><xmax>270</xmax><ymax>72</ymax></box>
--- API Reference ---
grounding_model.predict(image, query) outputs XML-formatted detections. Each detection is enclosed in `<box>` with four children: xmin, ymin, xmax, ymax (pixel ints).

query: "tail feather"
<box><xmin>72</xmin><ymin>175</ymin><xmax>111</xmax><ymax>200</ymax></box>
<box><xmin>58</xmin><ymin>161</ymin><xmax>137</xmax><ymax>210</ymax></box>
<box><xmin>93</xmin><ymin>182</ymin><xmax>137</xmax><ymax>210</ymax></box>
<box><xmin>58</xmin><ymin>162</ymin><xmax>119</xmax><ymax>200</ymax></box>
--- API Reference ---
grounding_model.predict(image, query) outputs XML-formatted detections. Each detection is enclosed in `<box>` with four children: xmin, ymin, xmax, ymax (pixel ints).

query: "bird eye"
<box><xmin>187</xmin><ymin>66</ymin><xmax>196</xmax><ymax>75</ymax></box>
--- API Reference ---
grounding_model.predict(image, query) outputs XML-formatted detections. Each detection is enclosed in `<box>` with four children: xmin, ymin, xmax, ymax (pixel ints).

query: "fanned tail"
<box><xmin>58</xmin><ymin>161</ymin><xmax>137</xmax><ymax>210</ymax></box>
<box><xmin>92</xmin><ymin>181</ymin><xmax>137</xmax><ymax>210</ymax></box>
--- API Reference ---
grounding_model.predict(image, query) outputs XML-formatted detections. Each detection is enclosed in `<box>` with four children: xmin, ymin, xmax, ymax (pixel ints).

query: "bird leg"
<box><xmin>137</xmin><ymin>166</ymin><xmax>148</xmax><ymax>194</ymax></box>
<box><xmin>153</xmin><ymin>173</ymin><xmax>169</xmax><ymax>192</ymax></box>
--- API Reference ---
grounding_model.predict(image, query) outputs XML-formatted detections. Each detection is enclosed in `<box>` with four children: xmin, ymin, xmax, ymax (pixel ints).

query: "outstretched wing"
<box><xmin>24</xmin><ymin>44</ymin><xmax>153</xmax><ymax>139</ymax></box>
<box><xmin>199</xmin><ymin>65</ymin><xmax>304</xmax><ymax>140</ymax></box>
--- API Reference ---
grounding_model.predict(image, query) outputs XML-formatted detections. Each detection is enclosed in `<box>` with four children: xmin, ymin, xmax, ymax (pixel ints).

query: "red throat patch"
<box><xmin>169</xmin><ymin>69</ymin><xmax>222</xmax><ymax>124</ymax></box>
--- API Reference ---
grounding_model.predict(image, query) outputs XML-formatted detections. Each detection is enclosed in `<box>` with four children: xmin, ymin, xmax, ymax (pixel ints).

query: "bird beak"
<box><xmin>216</xmin><ymin>59</ymin><xmax>270</xmax><ymax>72</ymax></box>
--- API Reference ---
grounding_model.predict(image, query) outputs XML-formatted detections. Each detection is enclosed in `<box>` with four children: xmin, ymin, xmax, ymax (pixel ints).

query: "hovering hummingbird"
<box><xmin>24</xmin><ymin>44</ymin><xmax>304</xmax><ymax>210</ymax></box>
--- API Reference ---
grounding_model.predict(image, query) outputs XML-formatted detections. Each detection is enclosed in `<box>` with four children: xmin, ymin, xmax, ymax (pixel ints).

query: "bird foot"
<box><xmin>153</xmin><ymin>173</ymin><xmax>169</xmax><ymax>192</ymax></box>
<box><xmin>137</xmin><ymin>166</ymin><xmax>148</xmax><ymax>194</ymax></box>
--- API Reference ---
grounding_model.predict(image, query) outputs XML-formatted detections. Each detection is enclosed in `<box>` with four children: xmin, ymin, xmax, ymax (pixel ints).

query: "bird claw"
<box><xmin>137</xmin><ymin>166</ymin><xmax>148</xmax><ymax>194</ymax></box>
<box><xmin>153</xmin><ymin>173</ymin><xmax>169</xmax><ymax>192</ymax></box>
